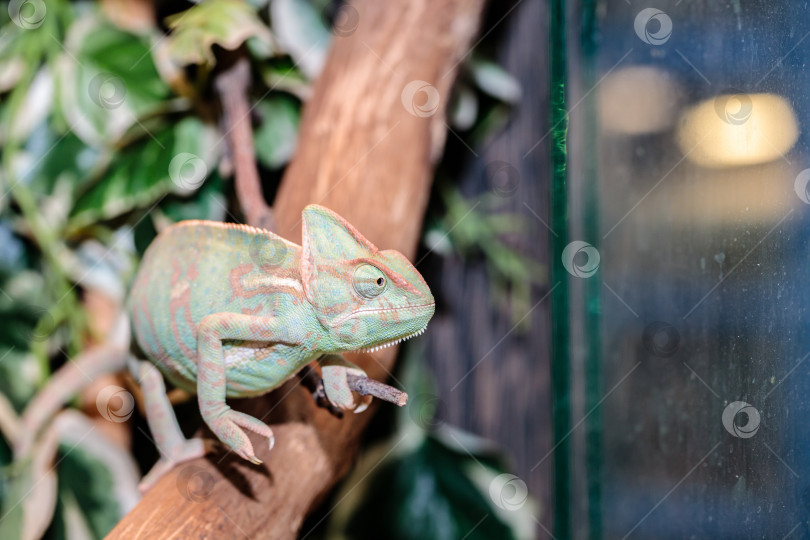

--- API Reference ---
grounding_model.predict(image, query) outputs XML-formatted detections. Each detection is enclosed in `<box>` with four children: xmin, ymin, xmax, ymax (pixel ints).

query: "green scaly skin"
<box><xmin>127</xmin><ymin>205</ymin><xmax>434</xmax><ymax>486</ymax></box>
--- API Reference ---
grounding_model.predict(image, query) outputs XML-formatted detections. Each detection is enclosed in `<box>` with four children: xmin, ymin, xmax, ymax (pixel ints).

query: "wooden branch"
<box><xmin>108</xmin><ymin>1</ymin><xmax>484</xmax><ymax>537</ymax></box>
<box><xmin>348</xmin><ymin>374</ymin><xmax>408</xmax><ymax>407</ymax></box>
<box><xmin>214</xmin><ymin>50</ymin><xmax>275</xmax><ymax>231</ymax></box>
<box><xmin>299</xmin><ymin>365</ymin><xmax>407</xmax><ymax>415</ymax></box>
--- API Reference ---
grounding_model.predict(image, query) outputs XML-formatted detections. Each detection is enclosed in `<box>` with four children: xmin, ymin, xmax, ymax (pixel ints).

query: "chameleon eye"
<box><xmin>353</xmin><ymin>264</ymin><xmax>387</xmax><ymax>298</ymax></box>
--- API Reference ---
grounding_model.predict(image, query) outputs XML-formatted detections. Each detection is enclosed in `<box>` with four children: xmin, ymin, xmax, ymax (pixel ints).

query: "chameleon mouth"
<box><xmin>334</xmin><ymin>302</ymin><xmax>435</xmax><ymax>326</ymax></box>
<box><xmin>353</xmin><ymin>324</ymin><xmax>428</xmax><ymax>354</ymax></box>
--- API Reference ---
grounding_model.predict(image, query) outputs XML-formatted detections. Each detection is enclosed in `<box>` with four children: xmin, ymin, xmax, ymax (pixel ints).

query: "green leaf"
<box><xmin>325</xmin><ymin>426</ymin><xmax>536</xmax><ymax>540</ymax></box>
<box><xmin>0</xmin><ymin>398</ymin><xmax>14</xmax><ymax>463</ymax></box>
<box><xmin>0</xmin><ymin>417</ymin><xmax>60</xmax><ymax>540</ymax></box>
<box><xmin>0</xmin><ymin>465</ymin><xmax>34</xmax><ymax>540</ymax></box>
<box><xmin>324</xmin><ymin>348</ymin><xmax>537</xmax><ymax>540</ymax></box>
<box><xmin>166</xmin><ymin>0</ymin><xmax>276</xmax><ymax>66</ymax></box>
<box><xmin>0</xmin><ymin>222</ymin><xmax>28</xmax><ymax>271</ymax></box>
<box><xmin>58</xmin><ymin>15</ymin><xmax>171</xmax><ymax>145</ymax></box>
<box><xmin>470</xmin><ymin>103</ymin><xmax>513</xmax><ymax>146</ymax></box>
<box><xmin>0</xmin><ymin>351</ymin><xmax>43</xmax><ymax>412</ymax></box>
<box><xmin>50</xmin><ymin>489</ymin><xmax>95</xmax><ymax>540</ymax></box>
<box><xmin>253</xmin><ymin>94</ymin><xmax>300</xmax><ymax>169</ymax></box>
<box><xmin>327</xmin><ymin>433</ymin><xmax>531</xmax><ymax>540</ymax></box>
<box><xmin>133</xmin><ymin>176</ymin><xmax>229</xmax><ymax>256</ymax></box>
<box><xmin>0</xmin><ymin>23</ymin><xmax>31</xmax><ymax>92</ymax></box>
<box><xmin>8</xmin><ymin>68</ymin><xmax>52</xmax><ymax>142</ymax></box>
<box><xmin>270</xmin><ymin>0</ymin><xmax>330</xmax><ymax>78</ymax></box>
<box><xmin>450</xmin><ymin>84</ymin><xmax>478</xmax><ymax>131</ymax></box>
<box><xmin>468</xmin><ymin>59</ymin><xmax>522</xmax><ymax>104</ymax></box>
<box><xmin>78</xmin><ymin>23</ymin><xmax>169</xmax><ymax>111</ymax></box>
<box><xmin>0</xmin><ymin>269</ymin><xmax>52</xmax><ymax>410</ymax></box>
<box><xmin>0</xmin><ymin>17</ymin><xmax>54</xmax><ymax>143</ymax></box>
<box><xmin>258</xmin><ymin>58</ymin><xmax>311</xmax><ymax>100</ymax></box>
<box><xmin>54</xmin><ymin>413</ymin><xmax>140</xmax><ymax>538</ymax></box>
<box><xmin>132</xmin><ymin>216</ymin><xmax>158</xmax><ymax>258</ymax></box>
<box><xmin>68</xmin><ymin>116</ymin><xmax>219</xmax><ymax>231</ymax></box>
<box><xmin>160</xmin><ymin>172</ymin><xmax>226</xmax><ymax>223</ymax></box>
<box><xmin>17</xmin><ymin>125</ymin><xmax>98</xmax><ymax>212</ymax></box>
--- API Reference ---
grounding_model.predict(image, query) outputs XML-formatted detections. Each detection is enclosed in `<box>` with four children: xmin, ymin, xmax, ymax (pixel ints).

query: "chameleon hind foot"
<box><xmin>138</xmin><ymin>438</ymin><xmax>214</xmax><ymax>493</ymax></box>
<box><xmin>206</xmin><ymin>407</ymin><xmax>275</xmax><ymax>464</ymax></box>
<box><xmin>133</xmin><ymin>360</ymin><xmax>218</xmax><ymax>492</ymax></box>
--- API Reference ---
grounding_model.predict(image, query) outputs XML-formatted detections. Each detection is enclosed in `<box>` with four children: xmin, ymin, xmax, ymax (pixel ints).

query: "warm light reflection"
<box><xmin>598</xmin><ymin>66</ymin><xmax>683</xmax><ymax>135</ymax></box>
<box><xmin>676</xmin><ymin>93</ymin><xmax>799</xmax><ymax>168</ymax></box>
<box><xmin>636</xmin><ymin>161</ymin><xmax>797</xmax><ymax>226</ymax></box>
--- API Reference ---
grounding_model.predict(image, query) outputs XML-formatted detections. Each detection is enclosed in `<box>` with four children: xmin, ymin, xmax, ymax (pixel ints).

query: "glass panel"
<box><xmin>553</xmin><ymin>1</ymin><xmax>810</xmax><ymax>538</ymax></box>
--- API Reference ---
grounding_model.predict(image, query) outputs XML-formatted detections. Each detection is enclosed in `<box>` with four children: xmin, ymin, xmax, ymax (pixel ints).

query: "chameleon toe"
<box><xmin>353</xmin><ymin>394</ymin><xmax>373</xmax><ymax>414</ymax></box>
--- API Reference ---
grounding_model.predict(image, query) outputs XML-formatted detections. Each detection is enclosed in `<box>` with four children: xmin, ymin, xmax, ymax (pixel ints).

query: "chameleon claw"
<box><xmin>248</xmin><ymin>455</ymin><xmax>263</xmax><ymax>465</ymax></box>
<box><xmin>268</xmin><ymin>435</ymin><xmax>275</xmax><ymax>451</ymax></box>
<box><xmin>353</xmin><ymin>394</ymin><xmax>373</xmax><ymax>414</ymax></box>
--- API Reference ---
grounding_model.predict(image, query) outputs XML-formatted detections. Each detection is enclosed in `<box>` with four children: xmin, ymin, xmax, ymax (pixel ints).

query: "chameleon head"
<box><xmin>300</xmin><ymin>205</ymin><xmax>435</xmax><ymax>353</ymax></box>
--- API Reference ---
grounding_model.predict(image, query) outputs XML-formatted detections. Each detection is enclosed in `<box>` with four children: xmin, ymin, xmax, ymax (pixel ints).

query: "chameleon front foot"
<box><xmin>206</xmin><ymin>408</ymin><xmax>275</xmax><ymax>464</ymax></box>
<box><xmin>321</xmin><ymin>356</ymin><xmax>374</xmax><ymax>413</ymax></box>
<box><xmin>138</xmin><ymin>438</ymin><xmax>213</xmax><ymax>493</ymax></box>
<box><xmin>298</xmin><ymin>364</ymin><xmax>347</xmax><ymax>418</ymax></box>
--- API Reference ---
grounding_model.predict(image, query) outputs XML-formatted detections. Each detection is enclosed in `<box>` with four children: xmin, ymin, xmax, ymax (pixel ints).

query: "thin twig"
<box><xmin>299</xmin><ymin>365</ymin><xmax>408</xmax><ymax>411</ymax></box>
<box><xmin>214</xmin><ymin>51</ymin><xmax>274</xmax><ymax>230</ymax></box>
<box><xmin>348</xmin><ymin>374</ymin><xmax>408</xmax><ymax>407</ymax></box>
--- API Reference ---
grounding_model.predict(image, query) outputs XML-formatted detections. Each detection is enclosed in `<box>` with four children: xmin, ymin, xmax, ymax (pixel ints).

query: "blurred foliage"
<box><xmin>322</xmin><ymin>344</ymin><xmax>538</xmax><ymax>540</ymax></box>
<box><xmin>425</xmin><ymin>187</ymin><xmax>547</xmax><ymax>326</ymax></box>
<box><xmin>436</xmin><ymin>53</ymin><xmax>546</xmax><ymax>327</ymax></box>
<box><xmin>0</xmin><ymin>0</ymin><xmax>537</xmax><ymax>538</ymax></box>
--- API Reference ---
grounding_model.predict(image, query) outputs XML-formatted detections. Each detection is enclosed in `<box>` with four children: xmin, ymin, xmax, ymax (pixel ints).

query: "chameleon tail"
<box><xmin>13</xmin><ymin>345</ymin><xmax>133</xmax><ymax>459</ymax></box>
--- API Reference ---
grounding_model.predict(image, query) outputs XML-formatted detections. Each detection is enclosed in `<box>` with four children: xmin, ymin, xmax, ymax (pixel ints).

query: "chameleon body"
<box><xmin>125</xmin><ymin>204</ymin><xmax>434</xmax><ymax>485</ymax></box>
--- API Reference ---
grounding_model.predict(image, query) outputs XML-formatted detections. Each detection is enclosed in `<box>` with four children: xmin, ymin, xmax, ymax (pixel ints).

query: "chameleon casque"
<box><xmin>18</xmin><ymin>204</ymin><xmax>435</xmax><ymax>490</ymax></box>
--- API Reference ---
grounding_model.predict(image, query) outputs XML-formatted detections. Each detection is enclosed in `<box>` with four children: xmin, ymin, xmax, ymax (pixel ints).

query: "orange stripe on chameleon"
<box><xmin>169</xmin><ymin>280</ymin><xmax>196</xmax><ymax>361</ymax></box>
<box><xmin>229</xmin><ymin>263</ymin><xmax>304</xmax><ymax>301</ymax></box>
